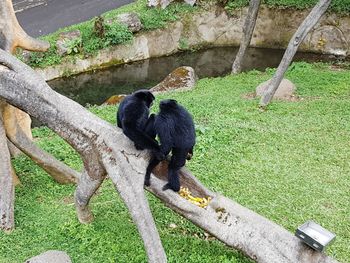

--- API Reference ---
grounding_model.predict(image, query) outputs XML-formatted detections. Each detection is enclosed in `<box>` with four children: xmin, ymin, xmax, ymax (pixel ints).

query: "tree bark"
<box><xmin>5</xmin><ymin>118</ymin><xmax>80</xmax><ymax>184</ymax></box>
<box><xmin>259</xmin><ymin>0</ymin><xmax>331</xmax><ymax>107</ymax></box>
<box><xmin>0</xmin><ymin>49</ymin><xmax>339</xmax><ymax>263</ymax></box>
<box><xmin>232</xmin><ymin>0</ymin><xmax>261</xmax><ymax>74</ymax></box>
<box><xmin>0</xmin><ymin>102</ymin><xmax>14</xmax><ymax>231</ymax></box>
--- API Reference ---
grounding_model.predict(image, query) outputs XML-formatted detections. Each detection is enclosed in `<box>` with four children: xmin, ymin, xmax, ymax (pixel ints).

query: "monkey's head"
<box><xmin>134</xmin><ymin>90</ymin><xmax>155</xmax><ymax>108</ymax></box>
<box><xmin>159</xmin><ymin>99</ymin><xmax>178</xmax><ymax>112</ymax></box>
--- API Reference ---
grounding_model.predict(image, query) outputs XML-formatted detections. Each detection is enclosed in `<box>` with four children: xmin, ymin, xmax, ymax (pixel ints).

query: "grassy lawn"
<box><xmin>0</xmin><ymin>62</ymin><xmax>349</xmax><ymax>262</ymax></box>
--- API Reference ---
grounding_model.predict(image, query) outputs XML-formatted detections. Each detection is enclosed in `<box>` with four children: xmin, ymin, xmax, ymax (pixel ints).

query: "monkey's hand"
<box><xmin>134</xmin><ymin>143</ymin><xmax>144</xmax><ymax>150</ymax></box>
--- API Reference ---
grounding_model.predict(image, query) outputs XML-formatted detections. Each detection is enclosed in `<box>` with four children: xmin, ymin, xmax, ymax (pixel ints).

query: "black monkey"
<box><xmin>144</xmin><ymin>99</ymin><xmax>196</xmax><ymax>192</ymax></box>
<box><xmin>117</xmin><ymin>90</ymin><xmax>162</xmax><ymax>156</ymax></box>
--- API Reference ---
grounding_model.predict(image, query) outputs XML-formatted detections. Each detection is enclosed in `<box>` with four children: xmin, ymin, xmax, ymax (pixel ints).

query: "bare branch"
<box><xmin>232</xmin><ymin>0</ymin><xmax>261</xmax><ymax>74</ymax></box>
<box><xmin>0</xmin><ymin>49</ymin><xmax>167</xmax><ymax>261</ymax></box>
<box><xmin>7</xmin><ymin>125</ymin><xmax>80</xmax><ymax>184</ymax></box>
<box><xmin>259</xmin><ymin>0</ymin><xmax>332</xmax><ymax>107</ymax></box>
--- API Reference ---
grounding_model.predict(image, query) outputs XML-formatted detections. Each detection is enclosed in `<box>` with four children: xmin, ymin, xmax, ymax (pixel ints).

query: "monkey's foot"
<box><xmin>162</xmin><ymin>183</ymin><xmax>180</xmax><ymax>192</ymax></box>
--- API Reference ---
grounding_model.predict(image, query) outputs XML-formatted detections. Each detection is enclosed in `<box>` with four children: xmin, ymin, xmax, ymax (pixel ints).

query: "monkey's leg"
<box><xmin>163</xmin><ymin>148</ymin><xmax>187</xmax><ymax>192</ymax></box>
<box><xmin>144</xmin><ymin>157</ymin><xmax>160</xmax><ymax>187</ymax></box>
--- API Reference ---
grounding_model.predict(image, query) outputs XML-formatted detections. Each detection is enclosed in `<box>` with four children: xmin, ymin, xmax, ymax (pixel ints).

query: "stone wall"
<box><xmin>36</xmin><ymin>6</ymin><xmax>350</xmax><ymax>81</ymax></box>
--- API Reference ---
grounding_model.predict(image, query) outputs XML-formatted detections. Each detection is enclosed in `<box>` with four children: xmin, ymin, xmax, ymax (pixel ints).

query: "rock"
<box><xmin>148</xmin><ymin>0</ymin><xmax>196</xmax><ymax>9</ymax></box>
<box><xmin>56</xmin><ymin>30</ymin><xmax>82</xmax><ymax>56</ymax></box>
<box><xmin>150</xmin><ymin>66</ymin><xmax>197</xmax><ymax>93</ymax></box>
<box><xmin>184</xmin><ymin>0</ymin><xmax>196</xmax><ymax>6</ymax></box>
<box><xmin>169</xmin><ymin>223</ymin><xmax>177</xmax><ymax>229</ymax></box>
<box><xmin>148</xmin><ymin>0</ymin><xmax>171</xmax><ymax>8</ymax></box>
<box><xmin>25</xmin><ymin>250</ymin><xmax>71</xmax><ymax>263</ymax></box>
<box><xmin>21</xmin><ymin>50</ymin><xmax>32</xmax><ymax>64</ymax></box>
<box><xmin>308</xmin><ymin>25</ymin><xmax>348</xmax><ymax>56</ymax></box>
<box><xmin>104</xmin><ymin>94</ymin><xmax>127</xmax><ymax>105</ymax></box>
<box><xmin>256</xmin><ymin>79</ymin><xmax>296</xmax><ymax>100</ymax></box>
<box><xmin>116</xmin><ymin>13</ymin><xmax>142</xmax><ymax>33</ymax></box>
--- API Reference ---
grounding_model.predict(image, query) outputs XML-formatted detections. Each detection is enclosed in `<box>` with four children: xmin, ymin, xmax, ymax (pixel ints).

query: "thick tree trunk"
<box><xmin>0</xmin><ymin>49</ymin><xmax>338</xmax><ymax>263</ymax></box>
<box><xmin>0</xmin><ymin>102</ymin><xmax>14</xmax><ymax>231</ymax></box>
<box><xmin>0</xmin><ymin>0</ymin><xmax>78</xmax><ymax>230</ymax></box>
<box><xmin>0</xmin><ymin>0</ymin><xmax>49</xmax><ymax>53</ymax></box>
<box><xmin>232</xmin><ymin>0</ymin><xmax>261</xmax><ymax>74</ymax></box>
<box><xmin>0</xmin><ymin>0</ymin><xmax>49</xmax><ymax>152</ymax></box>
<box><xmin>259</xmin><ymin>0</ymin><xmax>331</xmax><ymax>107</ymax></box>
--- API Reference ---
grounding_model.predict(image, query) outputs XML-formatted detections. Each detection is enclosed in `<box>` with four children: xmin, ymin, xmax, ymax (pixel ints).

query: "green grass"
<box><xmin>226</xmin><ymin>0</ymin><xmax>350</xmax><ymax>13</ymax></box>
<box><xmin>1</xmin><ymin>62</ymin><xmax>350</xmax><ymax>262</ymax></box>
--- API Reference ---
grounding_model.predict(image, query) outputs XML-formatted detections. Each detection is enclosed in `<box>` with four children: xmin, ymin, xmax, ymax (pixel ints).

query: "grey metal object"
<box><xmin>295</xmin><ymin>220</ymin><xmax>336</xmax><ymax>252</ymax></box>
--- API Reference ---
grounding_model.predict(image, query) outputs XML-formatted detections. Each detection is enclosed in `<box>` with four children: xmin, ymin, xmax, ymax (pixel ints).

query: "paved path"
<box><xmin>14</xmin><ymin>0</ymin><xmax>132</xmax><ymax>37</ymax></box>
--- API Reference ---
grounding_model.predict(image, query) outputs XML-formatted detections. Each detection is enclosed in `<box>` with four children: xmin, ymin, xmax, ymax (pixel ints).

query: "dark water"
<box><xmin>48</xmin><ymin>47</ymin><xmax>345</xmax><ymax>106</ymax></box>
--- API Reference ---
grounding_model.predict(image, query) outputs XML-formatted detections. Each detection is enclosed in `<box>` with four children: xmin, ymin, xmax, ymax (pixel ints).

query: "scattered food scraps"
<box><xmin>179</xmin><ymin>187</ymin><xmax>211</xmax><ymax>208</ymax></box>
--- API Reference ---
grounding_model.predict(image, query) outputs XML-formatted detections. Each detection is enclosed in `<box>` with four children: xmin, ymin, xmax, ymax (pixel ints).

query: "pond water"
<box><xmin>48</xmin><ymin>47</ymin><xmax>344</xmax><ymax>106</ymax></box>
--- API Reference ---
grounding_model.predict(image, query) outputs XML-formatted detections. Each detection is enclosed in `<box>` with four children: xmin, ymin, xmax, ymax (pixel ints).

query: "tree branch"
<box><xmin>0</xmin><ymin>102</ymin><xmax>14</xmax><ymax>231</ymax></box>
<box><xmin>259</xmin><ymin>0</ymin><xmax>331</xmax><ymax>107</ymax></box>
<box><xmin>6</xmin><ymin>124</ymin><xmax>79</xmax><ymax>184</ymax></box>
<box><xmin>232</xmin><ymin>0</ymin><xmax>261</xmax><ymax>74</ymax></box>
<box><xmin>147</xmin><ymin>162</ymin><xmax>338</xmax><ymax>263</ymax></box>
<box><xmin>0</xmin><ymin>49</ymin><xmax>167</xmax><ymax>262</ymax></box>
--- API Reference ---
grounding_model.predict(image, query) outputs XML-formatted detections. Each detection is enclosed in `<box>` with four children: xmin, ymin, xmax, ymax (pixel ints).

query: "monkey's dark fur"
<box><xmin>145</xmin><ymin>99</ymin><xmax>196</xmax><ymax>192</ymax></box>
<box><xmin>117</xmin><ymin>90</ymin><xmax>161</xmax><ymax>153</ymax></box>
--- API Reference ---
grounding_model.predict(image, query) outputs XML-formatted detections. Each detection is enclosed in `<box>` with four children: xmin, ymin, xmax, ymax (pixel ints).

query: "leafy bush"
<box><xmin>139</xmin><ymin>2</ymin><xmax>195</xmax><ymax>30</ymax></box>
<box><xmin>65</xmin><ymin>38</ymin><xmax>82</xmax><ymax>55</ymax></box>
<box><xmin>104</xmin><ymin>23</ymin><xmax>133</xmax><ymax>46</ymax></box>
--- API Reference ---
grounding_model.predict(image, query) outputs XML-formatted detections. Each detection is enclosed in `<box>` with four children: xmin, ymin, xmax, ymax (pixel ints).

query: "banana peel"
<box><xmin>179</xmin><ymin>187</ymin><xmax>211</xmax><ymax>208</ymax></box>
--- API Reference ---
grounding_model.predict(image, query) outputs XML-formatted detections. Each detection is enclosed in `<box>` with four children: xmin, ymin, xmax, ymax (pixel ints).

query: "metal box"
<box><xmin>295</xmin><ymin>220</ymin><xmax>336</xmax><ymax>252</ymax></box>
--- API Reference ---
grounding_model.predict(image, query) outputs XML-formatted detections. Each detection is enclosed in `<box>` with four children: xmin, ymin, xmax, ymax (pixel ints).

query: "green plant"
<box><xmin>65</xmin><ymin>38</ymin><xmax>82</xmax><ymax>55</ymax></box>
<box><xmin>179</xmin><ymin>37</ymin><xmax>189</xmax><ymax>50</ymax></box>
<box><xmin>139</xmin><ymin>2</ymin><xmax>196</xmax><ymax>30</ymax></box>
<box><xmin>104</xmin><ymin>23</ymin><xmax>133</xmax><ymax>47</ymax></box>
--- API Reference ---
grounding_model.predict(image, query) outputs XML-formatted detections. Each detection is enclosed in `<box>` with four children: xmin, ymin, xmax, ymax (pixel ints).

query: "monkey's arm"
<box><xmin>123</xmin><ymin>121</ymin><xmax>160</xmax><ymax>151</ymax></box>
